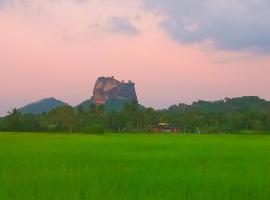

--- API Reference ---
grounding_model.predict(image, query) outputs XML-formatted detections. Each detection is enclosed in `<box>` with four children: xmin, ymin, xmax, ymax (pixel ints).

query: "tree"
<box><xmin>45</xmin><ymin>106</ymin><xmax>77</xmax><ymax>133</ymax></box>
<box><xmin>77</xmin><ymin>105</ymin><xmax>88</xmax><ymax>132</ymax></box>
<box><xmin>3</xmin><ymin>108</ymin><xmax>23</xmax><ymax>131</ymax></box>
<box><xmin>80</xmin><ymin>104</ymin><xmax>106</xmax><ymax>134</ymax></box>
<box><xmin>21</xmin><ymin>114</ymin><xmax>42</xmax><ymax>132</ymax></box>
<box><xmin>120</xmin><ymin>101</ymin><xmax>147</xmax><ymax>132</ymax></box>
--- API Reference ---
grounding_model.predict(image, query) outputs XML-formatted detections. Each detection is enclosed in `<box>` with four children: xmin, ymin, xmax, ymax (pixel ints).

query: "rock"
<box><xmin>92</xmin><ymin>76</ymin><xmax>138</xmax><ymax>105</ymax></box>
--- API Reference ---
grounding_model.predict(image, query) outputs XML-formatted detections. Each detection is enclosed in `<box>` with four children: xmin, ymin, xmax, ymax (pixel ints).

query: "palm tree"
<box><xmin>7</xmin><ymin>108</ymin><xmax>20</xmax><ymax>116</ymax></box>
<box><xmin>6</xmin><ymin>108</ymin><xmax>22</xmax><ymax>131</ymax></box>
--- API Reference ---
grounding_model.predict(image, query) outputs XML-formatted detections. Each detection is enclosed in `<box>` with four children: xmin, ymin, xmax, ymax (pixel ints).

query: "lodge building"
<box><xmin>151</xmin><ymin>123</ymin><xmax>181</xmax><ymax>133</ymax></box>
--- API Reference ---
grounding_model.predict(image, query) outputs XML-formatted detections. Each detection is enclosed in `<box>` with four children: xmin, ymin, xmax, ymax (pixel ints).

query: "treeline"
<box><xmin>0</xmin><ymin>102</ymin><xmax>159</xmax><ymax>134</ymax></box>
<box><xmin>0</xmin><ymin>96</ymin><xmax>270</xmax><ymax>134</ymax></box>
<box><xmin>162</xmin><ymin>96</ymin><xmax>270</xmax><ymax>133</ymax></box>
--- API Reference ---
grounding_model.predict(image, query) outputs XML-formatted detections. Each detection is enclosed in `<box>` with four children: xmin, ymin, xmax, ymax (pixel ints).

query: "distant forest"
<box><xmin>0</xmin><ymin>96</ymin><xmax>270</xmax><ymax>134</ymax></box>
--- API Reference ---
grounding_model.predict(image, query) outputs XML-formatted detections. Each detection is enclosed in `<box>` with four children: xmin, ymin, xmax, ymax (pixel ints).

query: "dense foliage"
<box><xmin>0</xmin><ymin>96</ymin><xmax>270</xmax><ymax>133</ymax></box>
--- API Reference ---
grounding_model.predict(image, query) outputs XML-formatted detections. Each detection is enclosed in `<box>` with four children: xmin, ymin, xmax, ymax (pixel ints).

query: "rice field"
<box><xmin>0</xmin><ymin>133</ymin><xmax>270</xmax><ymax>200</ymax></box>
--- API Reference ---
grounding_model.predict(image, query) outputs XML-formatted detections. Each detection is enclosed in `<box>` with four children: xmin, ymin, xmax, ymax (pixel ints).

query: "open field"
<box><xmin>0</xmin><ymin>133</ymin><xmax>270</xmax><ymax>200</ymax></box>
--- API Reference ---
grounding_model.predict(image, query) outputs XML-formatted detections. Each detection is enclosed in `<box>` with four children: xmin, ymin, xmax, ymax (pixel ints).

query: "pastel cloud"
<box><xmin>0</xmin><ymin>0</ymin><xmax>8</xmax><ymax>7</ymax></box>
<box><xmin>109</xmin><ymin>17</ymin><xmax>138</xmax><ymax>35</ymax></box>
<box><xmin>0</xmin><ymin>0</ymin><xmax>144</xmax><ymax>39</ymax></box>
<box><xmin>143</xmin><ymin>0</ymin><xmax>270</xmax><ymax>52</ymax></box>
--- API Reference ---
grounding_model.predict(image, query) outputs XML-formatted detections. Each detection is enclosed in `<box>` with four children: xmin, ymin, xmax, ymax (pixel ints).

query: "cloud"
<box><xmin>0</xmin><ymin>0</ymin><xmax>143</xmax><ymax>41</ymax></box>
<box><xmin>143</xmin><ymin>0</ymin><xmax>270</xmax><ymax>52</ymax></box>
<box><xmin>109</xmin><ymin>17</ymin><xmax>138</xmax><ymax>35</ymax></box>
<box><xmin>0</xmin><ymin>0</ymin><xmax>8</xmax><ymax>7</ymax></box>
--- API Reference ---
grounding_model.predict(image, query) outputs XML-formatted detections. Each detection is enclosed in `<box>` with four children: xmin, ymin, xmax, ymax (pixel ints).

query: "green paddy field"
<box><xmin>0</xmin><ymin>133</ymin><xmax>270</xmax><ymax>200</ymax></box>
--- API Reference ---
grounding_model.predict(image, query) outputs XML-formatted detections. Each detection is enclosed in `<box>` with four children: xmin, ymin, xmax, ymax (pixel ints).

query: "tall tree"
<box><xmin>4</xmin><ymin>108</ymin><xmax>23</xmax><ymax>131</ymax></box>
<box><xmin>45</xmin><ymin>106</ymin><xmax>77</xmax><ymax>133</ymax></box>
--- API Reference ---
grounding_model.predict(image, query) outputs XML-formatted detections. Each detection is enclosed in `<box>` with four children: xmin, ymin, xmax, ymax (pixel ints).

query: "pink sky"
<box><xmin>1</xmin><ymin>0</ymin><xmax>270</xmax><ymax>116</ymax></box>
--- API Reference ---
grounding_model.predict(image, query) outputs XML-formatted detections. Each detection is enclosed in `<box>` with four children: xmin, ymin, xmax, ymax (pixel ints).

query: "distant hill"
<box><xmin>20</xmin><ymin>97</ymin><xmax>68</xmax><ymax>114</ymax></box>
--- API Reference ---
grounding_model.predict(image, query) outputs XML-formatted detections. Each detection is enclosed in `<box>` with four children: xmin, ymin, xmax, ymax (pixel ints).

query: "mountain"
<box><xmin>104</xmin><ymin>98</ymin><xmax>135</xmax><ymax>112</ymax></box>
<box><xmin>75</xmin><ymin>76</ymin><xmax>139</xmax><ymax>112</ymax></box>
<box><xmin>20</xmin><ymin>97</ymin><xmax>68</xmax><ymax>114</ymax></box>
<box><xmin>18</xmin><ymin>76</ymin><xmax>139</xmax><ymax>114</ymax></box>
<box><xmin>92</xmin><ymin>76</ymin><xmax>138</xmax><ymax>105</ymax></box>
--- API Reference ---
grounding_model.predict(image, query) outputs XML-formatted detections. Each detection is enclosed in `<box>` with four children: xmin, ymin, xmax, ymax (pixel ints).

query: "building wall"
<box><xmin>151</xmin><ymin>127</ymin><xmax>181</xmax><ymax>133</ymax></box>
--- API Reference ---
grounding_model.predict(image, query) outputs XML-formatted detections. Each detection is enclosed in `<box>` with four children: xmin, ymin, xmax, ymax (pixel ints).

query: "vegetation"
<box><xmin>0</xmin><ymin>96</ymin><xmax>270</xmax><ymax>134</ymax></box>
<box><xmin>0</xmin><ymin>133</ymin><xmax>270</xmax><ymax>200</ymax></box>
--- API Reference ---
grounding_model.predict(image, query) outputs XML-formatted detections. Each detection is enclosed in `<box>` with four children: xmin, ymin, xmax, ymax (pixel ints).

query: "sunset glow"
<box><xmin>1</xmin><ymin>0</ymin><xmax>270</xmax><ymax>116</ymax></box>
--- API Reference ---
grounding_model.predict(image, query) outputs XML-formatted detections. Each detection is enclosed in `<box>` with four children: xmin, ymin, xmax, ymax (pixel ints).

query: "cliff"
<box><xmin>92</xmin><ymin>76</ymin><xmax>138</xmax><ymax>105</ymax></box>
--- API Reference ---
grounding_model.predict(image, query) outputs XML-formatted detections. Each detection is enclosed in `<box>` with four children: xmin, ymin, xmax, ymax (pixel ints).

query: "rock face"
<box><xmin>92</xmin><ymin>76</ymin><xmax>138</xmax><ymax>105</ymax></box>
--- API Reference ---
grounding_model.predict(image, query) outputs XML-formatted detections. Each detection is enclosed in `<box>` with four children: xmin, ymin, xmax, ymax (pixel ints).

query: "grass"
<box><xmin>0</xmin><ymin>133</ymin><xmax>270</xmax><ymax>200</ymax></box>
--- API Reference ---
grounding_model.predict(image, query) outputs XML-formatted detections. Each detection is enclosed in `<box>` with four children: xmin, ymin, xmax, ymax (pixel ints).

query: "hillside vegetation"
<box><xmin>1</xmin><ymin>96</ymin><xmax>270</xmax><ymax>133</ymax></box>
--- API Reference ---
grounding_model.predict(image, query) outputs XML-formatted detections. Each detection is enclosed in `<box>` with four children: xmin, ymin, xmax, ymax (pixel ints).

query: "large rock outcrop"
<box><xmin>92</xmin><ymin>76</ymin><xmax>138</xmax><ymax>105</ymax></box>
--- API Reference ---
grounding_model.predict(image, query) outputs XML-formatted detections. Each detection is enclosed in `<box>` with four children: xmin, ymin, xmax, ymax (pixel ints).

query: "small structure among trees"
<box><xmin>151</xmin><ymin>123</ymin><xmax>181</xmax><ymax>133</ymax></box>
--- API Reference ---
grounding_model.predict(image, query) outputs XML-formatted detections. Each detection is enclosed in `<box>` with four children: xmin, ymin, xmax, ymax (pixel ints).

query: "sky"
<box><xmin>1</xmin><ymin>0</ymin><xmax>270</xmax><ymax>116</ymax></box>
